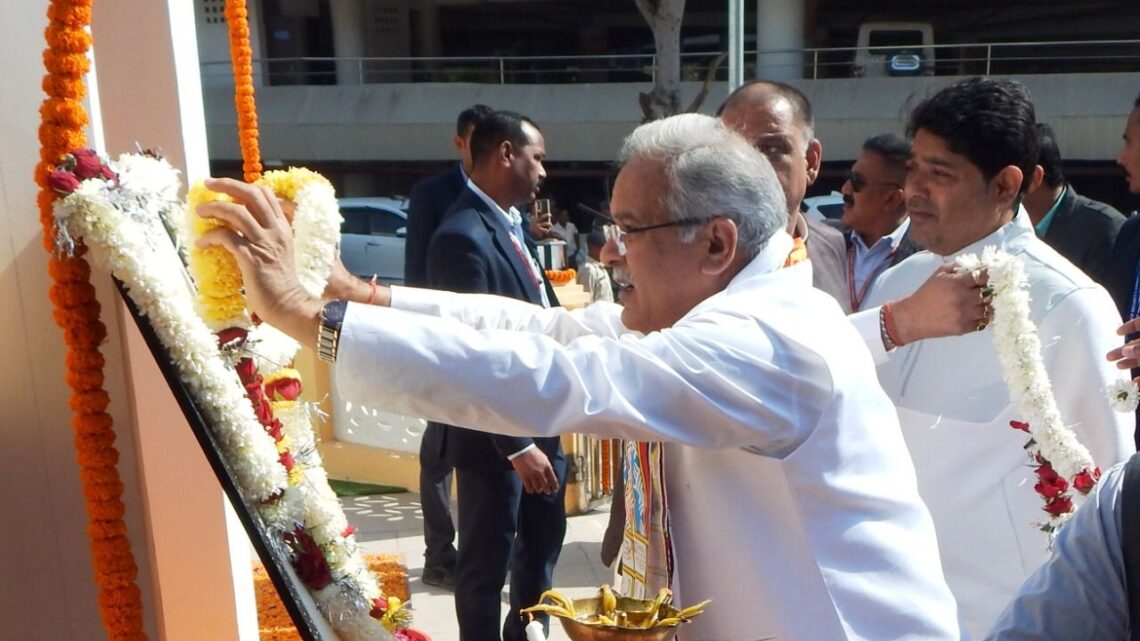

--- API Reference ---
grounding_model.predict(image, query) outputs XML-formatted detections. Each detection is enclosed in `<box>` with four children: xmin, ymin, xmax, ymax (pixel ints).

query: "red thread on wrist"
<box><xmin>883</xmin><ymin>301</ymin><xmax>904</xmax><ymax>348</ymax></box>
<box><xmin>366</xmin><ymin>274</ymin><xmax>378</xmax><ymax>305</ymax></box>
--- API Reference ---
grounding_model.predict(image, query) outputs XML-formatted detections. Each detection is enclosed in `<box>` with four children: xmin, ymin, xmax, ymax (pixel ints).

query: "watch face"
<box><xmin>322</xmin><ymin>300</ymin><xmax>347</xmax><ymax>326</ymax></box>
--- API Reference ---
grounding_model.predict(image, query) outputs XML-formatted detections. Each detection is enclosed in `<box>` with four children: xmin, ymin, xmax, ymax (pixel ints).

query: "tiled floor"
<box><xmin>343</xmin><ymin>492</ymin><xmax>614</xmax><ymax>641</ymax></box>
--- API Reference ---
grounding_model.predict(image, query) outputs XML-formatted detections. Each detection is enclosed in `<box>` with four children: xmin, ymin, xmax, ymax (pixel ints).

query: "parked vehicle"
<box><xmin>338</xmin><ymin>197</ymin><xmax>407</xmax><ymax>284</ymax></box>
<box><xmin>803</xmin><ymin>191</ymin><xmax>845</xmax><ymax>222</ymax></box>
<box><xmin>852</xmin><ymin>21</ymin><xmax>935</xmax><ymax>77</ymax></box>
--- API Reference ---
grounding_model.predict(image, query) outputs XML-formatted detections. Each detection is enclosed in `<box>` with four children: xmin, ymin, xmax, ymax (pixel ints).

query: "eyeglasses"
<box><xmin>849</xmin><ymin>171</ymin><xmax>902</xmax><ymax>193</ymax></box>
<box><xmin>603</xmin><ymin>218</ymin><xmax>709</xmax><ymax>256</ymax></box>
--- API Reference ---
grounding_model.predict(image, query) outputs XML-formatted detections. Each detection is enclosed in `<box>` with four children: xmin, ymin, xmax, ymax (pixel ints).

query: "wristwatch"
<box><xmin>317</xmin><ymin>300</ymin><xmax>348</xmax><ymax>363</ymax></box>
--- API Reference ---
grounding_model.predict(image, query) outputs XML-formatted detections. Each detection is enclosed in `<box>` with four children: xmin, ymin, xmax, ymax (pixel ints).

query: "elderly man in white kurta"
<box><xmin>847</xmin><ymin>78</ymin><xmax>1133</xmax><ymax>637</ymax></box>
<box><xmin>198</xmin><ymin>114</ymin><xmax>962</xmax><ymax>641</ymax></box>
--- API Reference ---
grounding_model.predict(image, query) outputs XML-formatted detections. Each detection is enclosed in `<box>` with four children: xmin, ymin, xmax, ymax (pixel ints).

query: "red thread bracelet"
<box><xmin>366</xmin><ymin>274</ymin><xmax>378</xmax><ymax>305</ymax></box>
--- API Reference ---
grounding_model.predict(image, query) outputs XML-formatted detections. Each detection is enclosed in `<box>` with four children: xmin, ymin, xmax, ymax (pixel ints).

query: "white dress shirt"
<box><xmin>850</xmin><ymin>212</ymin><xmax>1133</xmax><ymax>638</ymax></box>
<box><xmin>336</xmin><ymin>232</ymin><xmax>962</xmax><ymax>641</ymax></box>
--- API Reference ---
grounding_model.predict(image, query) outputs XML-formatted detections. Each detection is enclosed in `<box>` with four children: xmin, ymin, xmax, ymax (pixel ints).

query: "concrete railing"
<box><xmin>199</xmin><ymin>39</ymin><xmax>1140</xmax><ymax>87</ymax></box>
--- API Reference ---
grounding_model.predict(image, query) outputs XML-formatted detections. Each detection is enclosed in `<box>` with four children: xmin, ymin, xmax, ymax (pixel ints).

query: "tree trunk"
<box><xmin>635</xmin><ymin>0</ymin><xmax>685</xmax><ymax>121</ymax></box>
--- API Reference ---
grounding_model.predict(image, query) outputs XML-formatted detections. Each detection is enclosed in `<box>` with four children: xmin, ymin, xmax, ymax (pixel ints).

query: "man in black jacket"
<box><xmin>1104</xmin><ymin>92</ymin><xmax>1140</xmax><ymax>447</ymax></box>
<box><xmin>425</xmin><ymin>110</ymin><xmax>566</xmax><ymax>641</ymax></box>
<box><xmin>1024</xmin><ymin>122</ymin><xmax>1125</xmax><ymax>286</ymax></box>
<box><xmin>403</xmin><ymin>104</ymin><xmax>491</xmax><ymax>589</ymax></box>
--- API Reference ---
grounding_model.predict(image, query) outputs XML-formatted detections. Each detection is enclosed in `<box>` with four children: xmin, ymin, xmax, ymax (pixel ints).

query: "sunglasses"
<box><xmin>849</xmin><ymin>171</ymin><xmax>903</xmax><ymax>193</ymax></box>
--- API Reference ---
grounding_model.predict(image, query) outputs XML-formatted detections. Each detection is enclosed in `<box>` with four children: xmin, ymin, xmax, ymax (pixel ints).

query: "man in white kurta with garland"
<box><xmin>849</xmin><ymin>77</ymin><xmax>1134</xmax><ymax>637</ymax></box>
<box><xmin>198</xmin><ymin>114</ymin><xmax>963</xmax><ymax>641</ymax></box>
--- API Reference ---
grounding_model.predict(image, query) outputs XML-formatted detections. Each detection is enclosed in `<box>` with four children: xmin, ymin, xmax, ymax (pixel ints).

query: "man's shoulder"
<box><xmin>410</xmin><ymin>166</ymin><xmax>464</xmax><ymax>202</ymax></box>
<box><xmin>1066</xmin><ymin>188</ymin><xmax>1128</xmax><ymax>227</ymax></box>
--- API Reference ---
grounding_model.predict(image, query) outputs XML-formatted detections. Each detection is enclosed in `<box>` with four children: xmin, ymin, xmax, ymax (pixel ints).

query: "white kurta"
<box><xmin>851</xmin><ymin>213</ymin><xmax>1133</xmax><ymax>638</ymax></box>
<box><xmin>336</xmin><ymin>234</ymin><xmax>962</xmax><ymax>641</ymax></box>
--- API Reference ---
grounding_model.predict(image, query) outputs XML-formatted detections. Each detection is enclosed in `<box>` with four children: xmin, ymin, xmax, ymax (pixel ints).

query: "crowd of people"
<box><xmin>193</xmin><ymin>78</ymin><xmax>1140</xmax><ymax>640</ymax></box>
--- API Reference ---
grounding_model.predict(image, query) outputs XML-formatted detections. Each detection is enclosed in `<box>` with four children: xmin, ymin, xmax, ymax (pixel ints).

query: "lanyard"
<box><xmin>1130</xmin><ymin>262</ymin><xmax>1140</xmax><ymax>324</ymax></box>
<box><xmin>847</xmin><ymin>239</ymin><xmax>896</xmax><ymax>311</ymax></box>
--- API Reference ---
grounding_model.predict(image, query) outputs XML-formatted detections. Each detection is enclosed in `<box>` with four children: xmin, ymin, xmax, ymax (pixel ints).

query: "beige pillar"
<box><xmin>756</xmin><ymin>0</ymin><xmax>806</xmax><ymax>80</ymax></box>
<box><xmin>331</xmin><ymin>0</ymin><xmax>367</xmax><ymax>84</ymax></box>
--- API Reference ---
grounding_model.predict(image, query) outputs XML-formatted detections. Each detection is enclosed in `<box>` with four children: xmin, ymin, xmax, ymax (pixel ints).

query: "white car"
<box><xmin>803</xmin><ymin>191</ymin><xmax>845</xmax><ymax>223</ymax></box>
<box><xmin>338</xmin><ymin>197</ymin><xmax>407</xmax><ymax>284</ymax></box>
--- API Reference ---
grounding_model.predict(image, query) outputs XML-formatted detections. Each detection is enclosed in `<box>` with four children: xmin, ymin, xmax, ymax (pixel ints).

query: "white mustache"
<box><xmin>612</xmin><ymin>265</ymin><xmax>634</xmax><ymax>286</ymax></box>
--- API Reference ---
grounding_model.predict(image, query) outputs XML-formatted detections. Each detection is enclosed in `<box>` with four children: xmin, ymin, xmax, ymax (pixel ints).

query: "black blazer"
<box><xmin>425</xmin><ymin>187</ymin><xmax>561</xmax><ymax>470</ymax></box>
<box><xmin>1106</xmin><ymin>214</ymin><xmax>1140</xmax><ymax>320</ymax></box>
<box><xmin>1042</xmin><ymin>186</ymin><xmax>1126</xmax><ymax>286</ymax></box>
<box><xmin>404</xmin><ymin>164</ymin><xmax>467</xmax><ymax>287</ymax></box>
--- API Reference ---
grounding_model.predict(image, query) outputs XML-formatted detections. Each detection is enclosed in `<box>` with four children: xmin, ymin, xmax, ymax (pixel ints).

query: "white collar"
<box><xmin>466</xmin><ymin>179</ymin><xmax>522</xmax><ymax>228</ymax></box>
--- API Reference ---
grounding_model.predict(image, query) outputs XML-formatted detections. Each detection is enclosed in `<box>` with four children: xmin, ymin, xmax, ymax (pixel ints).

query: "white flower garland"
<box><xmin>52</xmin><ymin>154</ymin><xmax>397</xmax><ymax>641</ymax></box>
<box><xmin>290</xmin><ymin>177</ymin><xmax>341</xmax><ymax>299</ymax></box>
<box><xmin>956</xmin><ymin>247</ymin><xmax>1099</xmax><ymax>532</ymax></box>
<box><xmin>53</xmin><ymin>155</ymin><xmax>290</xmax><ymax>507</ymax></box>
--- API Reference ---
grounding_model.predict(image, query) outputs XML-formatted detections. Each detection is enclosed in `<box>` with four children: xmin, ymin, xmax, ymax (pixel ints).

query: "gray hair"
<box><xmin>618</xmin><ymin>113</ymin><xmax>787</xmax><ymax>261</ymax></box>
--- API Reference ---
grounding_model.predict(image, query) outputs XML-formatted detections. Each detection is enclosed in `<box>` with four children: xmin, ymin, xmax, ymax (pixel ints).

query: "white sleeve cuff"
<box><xmin>850</xmin><ymin>305</ymin><xmax>891</xmax><ymax>365</ymax></box>
<box><xmin>507</xmin><ymin>443</ymin><xmax>538</xmax><ymax>460</ymax></box>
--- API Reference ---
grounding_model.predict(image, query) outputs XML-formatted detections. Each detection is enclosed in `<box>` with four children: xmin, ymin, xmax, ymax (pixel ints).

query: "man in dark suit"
<box><xmin>404</xmin><ymin>104</ymin><xmax>492</xmax><ymax>589</ymax></box>
<box><xmin>425</xmin><ymin>110</ymin><xmax>566</xmax><ymax>641</ymax></box>
<box><xmin>831</xmin><ymin>133</ymin><xmax>923</xmax><ymax>310</ymax></box>
<box><xmin>1024</xmin><ymin>123</ymin><xmax>1126</xmax><ymax>286</ymax></box>
<box><xmin>718</xmin><ymin>80</ymin><xmax>851</xmax><ymax>311</ymax></box>
<box><xmin>405</xmin><ymin>104</ymin><xmax>493</xmax><ymax>288</ymax></box>
<box><xmin>1104</xmin><ymin>92</ymin><xmax>1140</xmax><ymax>446</ymax></box>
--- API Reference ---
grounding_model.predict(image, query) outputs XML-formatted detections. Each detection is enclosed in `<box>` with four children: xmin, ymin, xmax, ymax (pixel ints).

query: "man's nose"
<box><xmin>599</xmin><ymin>237</ymin><xmax>622</xmax><ymax>266</ymax></box>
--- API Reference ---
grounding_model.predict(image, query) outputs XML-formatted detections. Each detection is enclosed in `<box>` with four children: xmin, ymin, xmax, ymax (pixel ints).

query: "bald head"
<box><xmin>718</xmin><ymin>81</ymin><xmax>822</xmax><ymax>218</ymax></box>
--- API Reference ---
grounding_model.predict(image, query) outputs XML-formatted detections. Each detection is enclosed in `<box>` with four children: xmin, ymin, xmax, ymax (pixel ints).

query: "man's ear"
<box><xmin>453</xmin><ymin>134</ymin><xmax>466</xmax><ymax>156</ymax></box>
<box><xmin>884</xmin><ymin>186</ymin><xmax>905</xmax><ymax>211</ymax></box>
<box><xmin>1027</xmin><ymin>164</ymin><xmax>1045</xmax><ymax>194</ymax></box>
<box><xmin>992</xmin><ymin>165</ymin><xmax>1025</xmax><ymax>205</ymax></box>
<box><xmin>497</xmin><ymin>140</ymin><xmax>514</xmax><ymax>166</ymax></box>
<box><xmin>701</xmin><ymin>217</ymin><xmax>739</xmax><ymax>276</ymax></box>
<box><xmin>805</xmin><ymin>139</ymin><xmax>823</xmax><ymax>186</ymax></box>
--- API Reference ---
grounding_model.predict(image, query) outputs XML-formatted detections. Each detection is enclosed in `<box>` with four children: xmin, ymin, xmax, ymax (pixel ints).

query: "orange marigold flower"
<box><xmin>42</xmin><ymin>50</ymin><xmax>90</xmax><ymax>76</ymax></box>
<box><xmin>44</xmin><ymin>24</ymin><xmax>93</xmax><ymax>52</ymax></box>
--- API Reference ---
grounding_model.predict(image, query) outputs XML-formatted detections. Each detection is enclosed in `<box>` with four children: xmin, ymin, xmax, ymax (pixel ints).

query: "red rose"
<box><xmin>235</xmin><ymin>357</ymin><xmax>257</xmax><ymax>383</ymax></box>
<box><xmin>370</xmin><ymin>597</ymin><xmax>388</xmax><ymax>618</ymax></box>
<box><xmin>1009</xmin><ymin>420</ymin><xmax>1030</xmax><ymax>433</ymax></box>
<box><xmin>1043</xmin><ymin>495</ymin><xmax>1074</xmax><ymax>517</ymax></box>
<box><xmin>71</xmin><ymin>149</ymin><xmax>104</xmax><ymax>180</ymax></box>
<box><xmin>265</xmin><ymin>377</ymin><xmax>302</xmax><ymax>401</ymax></box>
<box><xmin>254</xmin><ymin>397</ymin><xmax>274</xmax><ymax>424</ymax></box>
<box><xmin>48</xmin><ymin>169</ymin><xmax>80</xmax><ymax>194</ymax></box>
<box><xmin>342</xmin><ymin>525</ymin><xmax>356</xmax><ymax>538</ymax></box>
<box><xmin>278</xmin><ymin>451</ymin><xmax>295</xmax><ymax>471</ymax></box>
<box><xmin>1036</xmin><ymin>462</ymin><xmax>1059</xmax><ymax>482</ymax></box>
<box><xmin>100</xmin><ymin>165</ymin><xmax>117</xmax><ymax>183</ymax></box>
<box><xmin>285</xmin><ymin>528</ymin><xmax>332</xmax><ymax>590</ymax></box>
<box><xmin>1035</xmin><ymin>475</ymin><xmax>1068</xmax><ymax>499</ymax></box>
<box><xmin>1074</xmin><ymin>469</ymin><xmax>1098</xmax><ymax>494</ymax></box>
<box><xmin>266</xmin><ymin>419</ymin><xmax>284</xmax><ymax>441</ymax></box>
<box><xmin>218</xmin><ymin>327</ymin><xmax>249</xmax><ymax>350</ymax></box>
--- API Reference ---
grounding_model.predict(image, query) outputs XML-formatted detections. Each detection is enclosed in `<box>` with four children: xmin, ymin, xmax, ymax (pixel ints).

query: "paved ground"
<box><xmin>343</xmin><ymin>492</ymin><xmax>614</xmax><ymax>641</ymax></box>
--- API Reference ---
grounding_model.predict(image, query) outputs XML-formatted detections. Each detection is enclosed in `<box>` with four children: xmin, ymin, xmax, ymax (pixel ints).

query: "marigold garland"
<box><xmin>224</xmin><ymin>0</ymin><xmax>262</xmax><ymax>181</ymax></box>
<box><xmin>35</xmin><ymin>0</ymin><xmax>148</xmax><ymax>639</ymax></box>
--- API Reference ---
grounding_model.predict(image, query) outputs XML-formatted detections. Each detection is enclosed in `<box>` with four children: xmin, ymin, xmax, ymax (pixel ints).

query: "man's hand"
<box><xmin>510</xmin><ymin>448</ymin><xmax>559</xmax><ymax>494</ymax></box>
<box><xmin>529</xmin><ymin>213</ymin><xmax>553</xmax><ymax>240</ymax></box>
<box><xmin>195</xmin><ymin>178</ymin><xmax>322</xmax><ymax>342</ymax></box>
<box><xmin>891</xmin><ymin>264</ymin><xmax>992</xmax><ymax>345</ymax></box>
<box><xmin>1107</xmin><ymin>317</ymin><xmax>1140</xmax><ymax>382</ymax></box>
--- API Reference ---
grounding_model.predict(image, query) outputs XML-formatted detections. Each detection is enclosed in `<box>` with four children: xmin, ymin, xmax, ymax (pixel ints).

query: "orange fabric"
<box><xmin>784</xmin><ymin>236</ymin><xmax>808</xmax><ymax>267</ymax></box>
